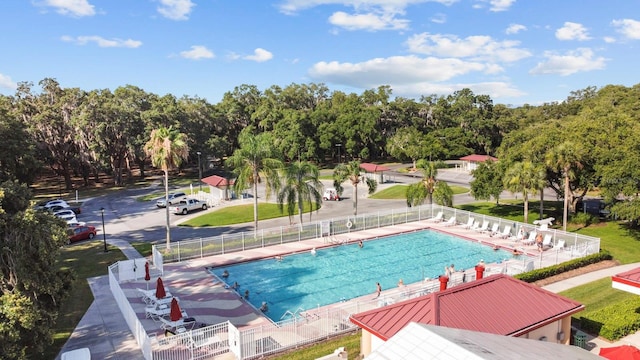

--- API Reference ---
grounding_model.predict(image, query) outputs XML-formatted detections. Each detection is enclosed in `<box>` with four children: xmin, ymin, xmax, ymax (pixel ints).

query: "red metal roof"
<box><xmin>612</xmin><ymin>267</ymin><xmax>640</xmax><ymax>292</ymax></box>
<box><xmin>360</xmin><ymin>163</ymin><xmax>391</xmax><ymax>173</ymax></box>
<box><xmin>350</xmin><ymin>274</ymin><xmax>584</xmax><ymax>341</ymax></box>
<box><xmin>459</xmin><ymin>154</ymin><xmax>498</xmax><ymax>162</ymax></box>
<box><xmin>201</xmin><ymin>175</ymin><xmax>234</xmax><ymax>187</ymax></box>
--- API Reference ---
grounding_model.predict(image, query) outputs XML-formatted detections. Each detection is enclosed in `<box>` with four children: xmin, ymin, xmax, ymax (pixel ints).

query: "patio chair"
<box><xmin>159</xmin><ymin>314</ymin><xmax>192</xmax><ymax>333</ymax></box>
<box><xmin>443</xmin><ymin>216</ymin><xmax>457</xmax><ymax>227</ymax></box>
<box><xmin>428</xmin><ymin>211</ymin><xmax>444</xmax><ymax>223</ymax></box>
<box><xmin>475</xmin><ymin>220</ymin><xmax>489</xmax><ymax>233</ymax></box>
<box><xmin>137</xmin><ymin>288</ymin><xmax>173</xmax><ymax>305</ymax></box>
<box><xmin>552</xmin><ymin>239</ymin><xmax>566</xmax><ymax>251</ymax></box>
<box><xmin>541</xmin><ymin>234</ymin><xmax>553</xmax><ymax>249</ymax></box>
<box><xmin>522</xmin><ymin>231</ymin><xmax>537</xmax><ymax>245</ymax></box>
<box><xmin>487</xmin><ymin>223</ymin><xmax>499</xmax><ymax>236</ymax></box>
<box><xmin>499</xmin><ymin>225</ymin><xmax>511</xmax><ymax>239</ymax></box>
<box><xmin>460</xmin><ymin>217</ymin><xmax>474</xmax><ymax>229</ymax></box>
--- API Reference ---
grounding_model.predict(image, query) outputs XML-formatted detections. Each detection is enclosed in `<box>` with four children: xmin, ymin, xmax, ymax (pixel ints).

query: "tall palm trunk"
<box><xmin>253</xmin><ymin>170</ymin><xmax>259</xmax><ymax>233</ymax></box>
<box><xmin>563</xmin><ymin>172</ymin><xmax>569</xmax><ymax>231</ymax></box>
<box><xmin>164</xmin><ymin>169</ymin><xmax>171</xmax><ymax>249</ymax></box>
<box><xmin>352</xmin><ymin>182</ymin><xmax>358</xmax><ymax>216</ymax></box>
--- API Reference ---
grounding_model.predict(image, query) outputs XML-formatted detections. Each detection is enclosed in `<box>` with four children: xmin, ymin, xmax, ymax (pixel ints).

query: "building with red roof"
<box><xmin>350</xmin><ymin>274</ymin><xmax>584</xmax><ymax>357</ymax></box>
<box><xmin>359</xmin><ymin>163</ymin><xmax>391</xmax><ymax>183</ymax></box>
<box><xmin>201</xmin><ymin>175</ymin><xmax>234</xmax><ymax>201</ymax></box>
<box><xmin>460</xmin><ymin>154</ymin><xmax>498</xmax><ymax>172</ymax></box>
<box><xmin>612</xmin><ymin>267</ymin><xmax>640</xmax><ymax>295</ymax></box>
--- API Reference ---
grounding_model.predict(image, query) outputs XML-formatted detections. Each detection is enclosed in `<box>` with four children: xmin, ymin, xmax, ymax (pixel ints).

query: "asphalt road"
<box><xmin>76</xmin><ymin>166</ymin><xmax>558</xmax><ymax>245</ymax></box>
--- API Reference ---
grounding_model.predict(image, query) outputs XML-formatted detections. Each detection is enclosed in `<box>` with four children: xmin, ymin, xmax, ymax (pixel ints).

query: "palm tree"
<box><xmin>546</xmin><ymin>141</ymin><xmax>584</xmax><ymax>231</ymax></box>
<box><xmin>226</xmin><ymin>130</ymin><xmax>283</xmax><ymax>232</ymax></box>
<box><xmin>406</xmin><ymin>159</ymin><xmax>452</xmax><ymax>206</ymax></box>
<box><xmin>144</xmin><ymin>126</ymin><xmax>189</xmax><ymax>250</ymax></box>
<box><xmin>277</xmin><ymin>161</ymin><xmax>323</xmax><ymax>225</ymax></box>
<box><xmin>333</xmin><ymin>161</ymin><xmax>377</xmax><ymax>216</ymax></box>
<box><xmin>504</xmin><ymin>161</ymin><xmax>546</xmax><ymax>223</ymax></box>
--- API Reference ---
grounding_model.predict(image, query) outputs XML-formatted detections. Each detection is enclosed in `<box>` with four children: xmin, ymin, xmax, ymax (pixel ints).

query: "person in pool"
<box><xmin>222</xmin><ymin>270</ymin><xmax>229</xmax><ymax>278</ymax></box>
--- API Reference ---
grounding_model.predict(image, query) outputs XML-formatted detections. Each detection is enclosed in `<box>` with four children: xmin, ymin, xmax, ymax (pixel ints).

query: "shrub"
<box><xmin>514</xmin><ymin>250</ymin><xmax>612</xmax><ymax>283</ymax></box>
<box><xmin>570</xmin><ymin>212</ymin><xmax>598</xmax><ymax>226</ymax></box>
<box><xmin>580</xmin><ymin>298</ymin><xmax>640</xmax><ymax>340</ymax></box>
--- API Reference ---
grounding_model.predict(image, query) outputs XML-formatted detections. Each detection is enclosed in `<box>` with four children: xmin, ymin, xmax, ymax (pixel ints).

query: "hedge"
<box><xmin>580</xmin><ymin>297</ymin><xmax>640</xmax><ymax>341</ymax></box>
<box><xmin>514</xmin><ymin>250</ymin><xmax>612</xmax><ymax>283</ymax></box>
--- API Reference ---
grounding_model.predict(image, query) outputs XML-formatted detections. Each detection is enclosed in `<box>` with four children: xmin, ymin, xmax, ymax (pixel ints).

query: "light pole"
<box><xmin>197</xmin><ymin>151</ymin><xmax>202</xmax><ymax>192</ymax></box>
<box><xmin>100</xmin><ymin>207</ymin><xmax>108</xmax><ymax>253</ymax></box>
<box><xmin>336</xmin><ymin>143</ymin><xmax>342</xmax><ymax>164</ymax></box>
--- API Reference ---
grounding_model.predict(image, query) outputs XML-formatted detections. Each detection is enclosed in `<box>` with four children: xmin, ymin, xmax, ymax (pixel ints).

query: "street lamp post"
<box><xmin>100</xmin><ymin>207</ymin><xmax>108</xmax><ymax>253</ymax></box>
<box><xmin>197</xmin><ymin>151</ymin><xmax>202</xmax><ymax>192</ymax></box>
<box><xmin>336</xmin><ymin>143</ymin><xmax>342</xmax><ymax>164</ymax></box>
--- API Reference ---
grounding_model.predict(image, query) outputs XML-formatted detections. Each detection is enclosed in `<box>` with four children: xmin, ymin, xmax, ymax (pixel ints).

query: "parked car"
<box><xmin>48</xmin><ymin>204</ymin><xmax>82</xmax><ymax>214</ymax></box>
<box><xmin>156</xmin><ymin>192</ymin><xmax>187</xmax><ymax>208</ymax></box>
<box><xmin>34</xmin><ymin>199</ymin><xmax>69</xmax><ymax>211</ymax></box>
<box><xmin>323</xmin><ymin>188</ymin><xmax>340</xmax><ymax>201</ymax></box>
<box><xmin>171</xmin><ymin>198</ymin><xmax>208</xmax><ymax>215</ymax></box>
<box><xmin>67</xmin><ymin>225</ymin><xmax>97</xmax><ymax>244</ymax></box>
<box><xmin>54</xmin><ymin>209</ymin><xmax>78</xmax><ymax>224</ymax></box>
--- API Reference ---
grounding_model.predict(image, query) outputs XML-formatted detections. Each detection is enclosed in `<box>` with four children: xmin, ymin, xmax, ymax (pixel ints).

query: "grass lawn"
<box><xmin>48</xmin><ymin>241</ymin><xmax>126</xmax><ymax>359</ymax></box>
<box><xmin>268</xmin><ymin>332</ymin><xmax>360</xmax><ymax>360</ymax></box>
<box><xmin>179</xmin><ymin>202</ymin><xmax>320</xmax><ymax>227</ymax></box>
<box><xmin>369</xmin><ymin>184</ymin><xmax>468</xmax><ymax>200</ymax></box>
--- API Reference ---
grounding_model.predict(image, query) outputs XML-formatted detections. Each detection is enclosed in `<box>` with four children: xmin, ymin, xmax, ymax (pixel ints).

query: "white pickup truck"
<box><xmin>171</xmin><ymin>198</ymin><xmax>208</xmax><ymax>215</ymax></box>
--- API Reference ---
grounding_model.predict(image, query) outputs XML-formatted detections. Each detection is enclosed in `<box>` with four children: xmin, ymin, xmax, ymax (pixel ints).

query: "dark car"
<box><xmin>67</xmin><ymin>225</ymin><xmax>97</xmax><ymax>244</ymax></box>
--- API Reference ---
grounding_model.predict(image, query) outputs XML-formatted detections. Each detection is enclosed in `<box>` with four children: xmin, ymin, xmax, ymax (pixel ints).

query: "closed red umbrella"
<box><xmin>144</xmin><ymin>262</ymin><xmax>150</xmax><ymax>289</ymax></box>
<box><xmin>170</xmin><ymin>298</ymin><xmax>183</xmax><ymax>322</ymax></box>
<box><xmin>600</xmin><ymin>345</ymin><xmax>640</xmax><ymax>360</ymax></box>
<box><xmin>156</xmin><ymin>277</ymin><xmax>166</xmax><ymax>299</ymax></box>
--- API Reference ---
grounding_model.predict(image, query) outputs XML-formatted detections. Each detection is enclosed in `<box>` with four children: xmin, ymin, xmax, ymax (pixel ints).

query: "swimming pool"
<box><xmin>211</xmin><ymin>230</ymin><xmax>511</xmax><ymax>322</ymax></box>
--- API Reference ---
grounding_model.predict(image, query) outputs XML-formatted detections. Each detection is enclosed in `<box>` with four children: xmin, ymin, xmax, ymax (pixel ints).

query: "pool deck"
<box><xmin>121</xmin><ymin>218</ymin><xmax>570</xmax><ymax>340</ymax></box>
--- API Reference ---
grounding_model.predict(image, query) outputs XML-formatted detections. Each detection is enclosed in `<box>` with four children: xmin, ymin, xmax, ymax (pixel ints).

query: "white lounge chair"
<box><xmin>499</xmin><ymin>225</ymin><xmax>511</xmax><ymax>239</ymax></box>
<box><xmin>428</xmin><ymin>211</ymin><xmax>444</xmax><ymax>223</ymax></box>
<box><xmin>552</xmin><ymin>239</ymin><xmax>566</xmax><ymax>251</ymax></box>
<box><xmin>460</xmin><ymin>217</ymin><xmax>474</xmax><ymax>229</ymax></box>
<box><xmin>475</xmin><ymin>220</ymin><xmax>489</xmax><ymax>233</ymax></box>
<box><xmin>443</xmin><ymin>216</ymin><xmax>457</xmax><ymax>227</ymax></box>
<box><xmin>145</xmin><ymin>299</ymin><xmax>184</xmax><ymax>321</ymax></box>
<box><xmin>470</xmin><ymin>220</ymin><xmax>480</xmax><ymax>231</ymax></box>
<box><xmin>522</xmin><ymin>231</ymin><xmax>537</xmax><ymax>245</ymax></box>
<box><xmin>159</xmin><ymin>315</ymin><xmax>194</xmax><ymax>333</ymax></box>
<box><xmin>541</xmin><ymin>234</ymin><xmax>553</xmax><ymax>249</ymax></box>
<box><xmin>487</xmin><ymin>223</ymin><xmax>499</xmax><ymax>236</ymax></box>
<box><xmin>137</xmin><ymin>288</ymin><xmax>173</xmax><ymax>305</ymax></box>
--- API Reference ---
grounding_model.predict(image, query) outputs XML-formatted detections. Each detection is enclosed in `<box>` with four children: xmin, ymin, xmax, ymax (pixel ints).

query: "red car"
<box><xmin>67</xmin><ymin>225</ymin><xmax>97</xmax><ymax>244</ymax></box>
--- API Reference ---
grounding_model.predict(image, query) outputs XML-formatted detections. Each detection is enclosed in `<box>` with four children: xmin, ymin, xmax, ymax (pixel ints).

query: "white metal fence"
<box><xmin>106</xmin><ymin>204</ymin><xmax>601</xmax><ymax>360</ymax></box>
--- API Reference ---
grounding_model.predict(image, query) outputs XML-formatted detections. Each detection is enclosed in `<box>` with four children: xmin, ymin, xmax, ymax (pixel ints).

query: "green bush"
<box><xmin>570</xmin><ymin>212</ymin><xmax>598</xmax><ymax>226</ymax></box>
<box><xmin>580</xmin><ymin>297</ymin><xmax>640</xmax><ymax>340</ymax></box>
<box><xmin>514</xmin><ymin>250</ymin><xmax>612</xmax><ymax>283</ymax></box>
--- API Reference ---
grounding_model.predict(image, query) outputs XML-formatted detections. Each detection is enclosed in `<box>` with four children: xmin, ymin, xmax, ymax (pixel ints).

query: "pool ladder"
<box><xmin>280</xmin><ymin>307</ymin><xmax>305</xmax><ymax>321</ymax></box>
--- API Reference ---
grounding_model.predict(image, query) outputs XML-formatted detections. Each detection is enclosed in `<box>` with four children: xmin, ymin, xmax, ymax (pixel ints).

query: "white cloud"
<box><xmin>612</xmin><ymin>19</ymin><xmax>640</xmax><ymax>40</ymax></box>
<box><xmin>487</xmin><ymin>0</ymin><xmax>516</xmax><ymax>12</ymax></box>
<box><xmin>603</xmin><ymin>36</ymin><xmax>616</xmax><ymax>43</ymax></box>
<box><xmin>0</xmin><ymin>73</ymin><xmax>17</xmax><ymax>91</ymax></box>
<box><xmin>42</xmin><ymin>0</ymin><xmax>95</xmax><ymax>17</ymax></box>
<box><xmin>556</xmin><ymin>22</ymin><xmax>591</xmax><ymax>41</ymax></box>
<box><xmin>277</xmin><ymin>0</ymin><xmax>459</xmax><ymax>16</ymax></box>
<box><xmin>308</xmin><ymin>55</ymin><xmax>524</xmax><ymax>99</ymax></box>
<box><xmin>180</xmin><ymin>45</ymin><xmax>215</xmax><ymax>60</ymax></box>
<box><xmin>406</xmin><ymin>32</ymin><xmax>531</xmax><ymax>63</ymax></box>
<box><xmin>309</xmin><ymin>55</ymin><xmax>488</xmax><ymax>87</ymax></box>
<box><xmin>430</xmin><ymin>13</ymin><xmax>446</xmax><ymax>24</ymax></box>
<box><xmin>243</xmin><ymin>48</ymin><xmax>273</xmax><ymax>62</ymax></box>
<box><xmin>157</xmin><ymin>0</ymin><xmax>195</xmax><ymax>21</ymax></box>
<box><xmin>529</xmin><ymin>48</ymin><xmax>606</xmax><ymax>76</ymax></box>
<box><xmin>61</xmin><ymin>35</ymin><xmax>142</xmax><ymax>48</ymax></box>
<box><xmin>329</xmin><ymin>11</ymin><xmax>409</xmax><ymax>31</ymax></box>
<box><xmin>505</xmin><ymin>23</ymin><xmax>526</xmax><ymax>34</ymax></box>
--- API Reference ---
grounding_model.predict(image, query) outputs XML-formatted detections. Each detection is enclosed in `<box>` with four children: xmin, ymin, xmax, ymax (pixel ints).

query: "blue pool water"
<box><xmin>211</xmin><ymin>230</ymin><xmax>510</xmax><ymax>322</ymax></box>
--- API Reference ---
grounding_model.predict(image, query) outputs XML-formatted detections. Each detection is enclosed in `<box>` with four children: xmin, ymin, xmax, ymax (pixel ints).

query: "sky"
<box><xmin>1</xmin><ymin>0</ymin><xmax>639</xmax><ymax>106</ymax></box>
